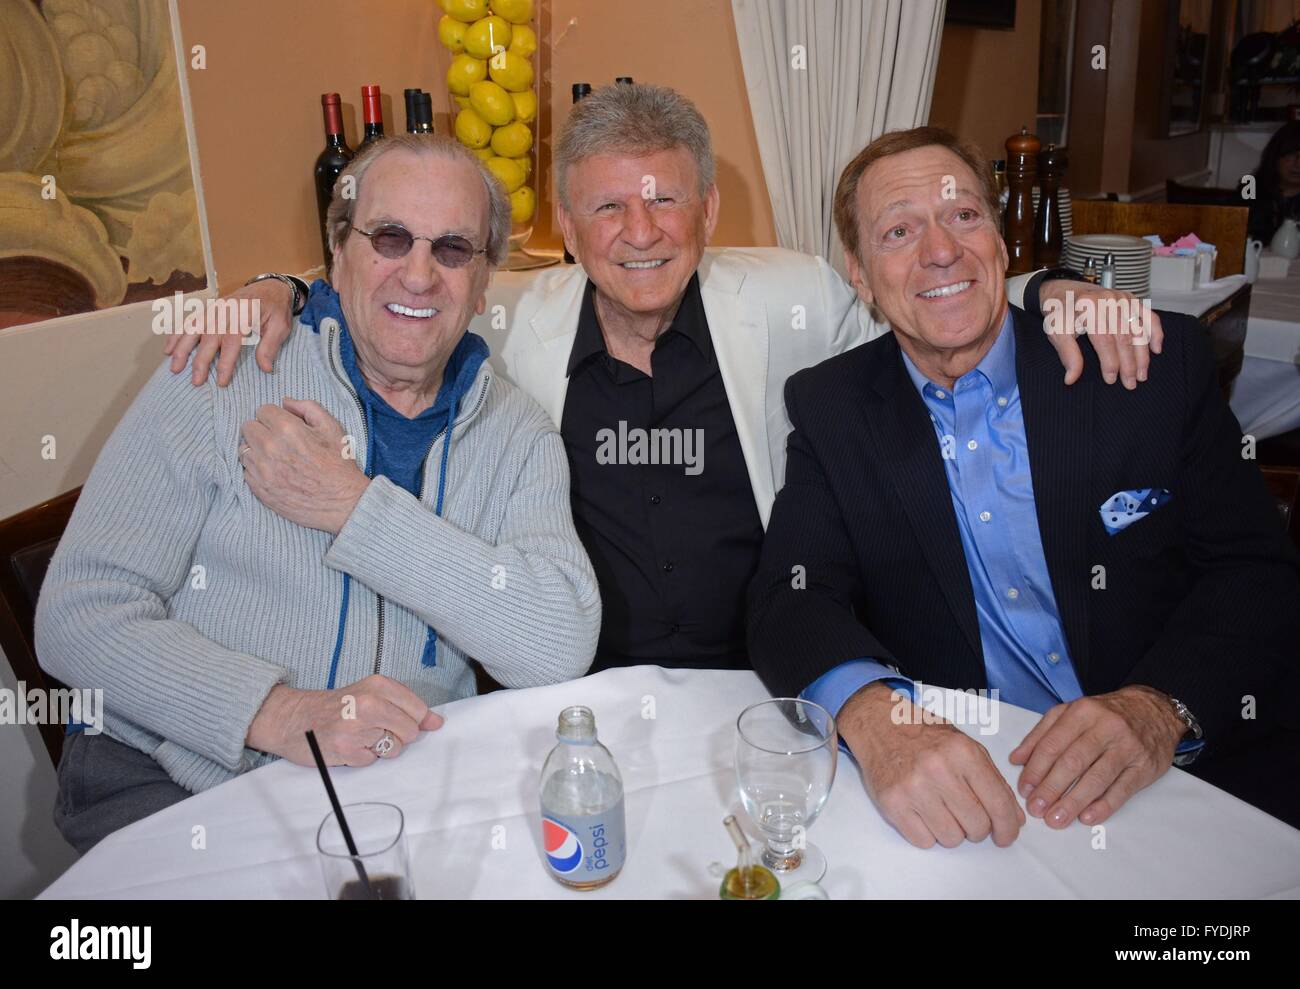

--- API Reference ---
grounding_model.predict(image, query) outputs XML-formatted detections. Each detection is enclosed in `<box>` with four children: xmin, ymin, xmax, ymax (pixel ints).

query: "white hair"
<box><xmin>554</xmin><ymin>83</ymin><xmax>715</xmax><ymax>208</ymax></box>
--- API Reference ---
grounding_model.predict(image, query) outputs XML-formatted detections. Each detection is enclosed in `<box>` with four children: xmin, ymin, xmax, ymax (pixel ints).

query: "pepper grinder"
<box><xmin>1035</xmin><ymin>143</ymin><xmax>1067</xmax><ymax>267</ymax></box>
<box><xmin>1004</xmin><ymin>127</ymin><xmax>1040</xmax><ymax>275</ymax></box>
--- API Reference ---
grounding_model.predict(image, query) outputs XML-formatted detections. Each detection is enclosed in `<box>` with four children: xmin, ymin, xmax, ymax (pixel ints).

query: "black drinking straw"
<box><xmin>306</xmin><ymin>730</ymin><xmax>375</xmax><ymax>899</ymax></box>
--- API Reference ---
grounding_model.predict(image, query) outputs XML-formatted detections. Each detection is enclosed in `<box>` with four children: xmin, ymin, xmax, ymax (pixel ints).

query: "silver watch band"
<box><xmin>1168</xmin><ymin>695</ymin><xmax>1203</xmax><ymax>766</ymax></box>
<box><xmin>245</xmin><ymin>272</ymin><xmax>306</xmax><ymax>316</ymax></box>
<box><xmin>1167</xmin><ymin>696</ymin><xmax>1203</xmax><ymax>741</ymax></box>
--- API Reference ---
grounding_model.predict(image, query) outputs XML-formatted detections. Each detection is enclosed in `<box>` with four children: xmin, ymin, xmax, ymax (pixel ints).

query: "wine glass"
<box><xmin>735</xmin><ymin>698</ymin><xmax>837</xmax><ymax>885</ymax></box>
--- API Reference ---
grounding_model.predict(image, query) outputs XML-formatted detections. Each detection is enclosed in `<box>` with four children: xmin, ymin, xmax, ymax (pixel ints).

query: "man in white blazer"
<box><xmin>166</xmin><ymin>84</ymin><xmax>1158</xmax><ymax>674</ymax></box>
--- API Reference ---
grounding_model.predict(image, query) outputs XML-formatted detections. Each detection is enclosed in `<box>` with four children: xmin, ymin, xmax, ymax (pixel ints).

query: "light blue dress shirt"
<box><xmin>802</xmin><ymin>311</ymin><xmax>1201</xmax><ymax>755</ymax></box>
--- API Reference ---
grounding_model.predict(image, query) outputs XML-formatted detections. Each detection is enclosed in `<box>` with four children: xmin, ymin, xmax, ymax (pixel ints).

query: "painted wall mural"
<box><xmin>0</xmin><ymin>0</ymin><xmax>208</xmax><ymax>330</ymax></box>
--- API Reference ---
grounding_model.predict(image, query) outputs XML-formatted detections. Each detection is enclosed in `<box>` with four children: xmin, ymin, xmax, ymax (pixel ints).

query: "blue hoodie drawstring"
<box><xmin>326</xmin><ymin>404</ymin><xmax>376</xmax><ymax>690</ymax></box>
<box><xmin>419</xmin><ymin>399</ymin><xmax>459</xmax><ymax>668</ymax></box>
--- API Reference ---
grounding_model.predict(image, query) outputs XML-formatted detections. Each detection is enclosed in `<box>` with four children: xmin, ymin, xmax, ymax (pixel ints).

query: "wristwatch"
<box><xmin>1025</xmin><ymin>266</ymin><xmax>1084</xmax><ymax>321</ymax></box>
<box><xmin>1039</xmin><ymin>265</ymin><xmax>1084</xmax><ymax>284</ymax></box>
<box><xmin>245</xmin><ymin>272</ymin><xmax>309</xmax><ymax>316</ymax></box>
<box><xmin>1167</xmin><ymin>695</ymin><xmax>1204</xmax><ymax>766</ymax></box>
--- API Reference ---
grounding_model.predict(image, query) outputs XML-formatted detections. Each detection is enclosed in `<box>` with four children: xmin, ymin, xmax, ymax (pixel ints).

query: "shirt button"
<box><xmin>1047</xmin><ymin>651</ymin><xmax>1060</xmax><ymax>664</ymax></box>
<box><xmin>935</xmin><ymin>389</ymin><xmax>947</xmax><ymax>399</ymax></box>
<box><xmin>650</xmin><ymin>494</ymin><xmax>661</xmax><ymax>505</ymax></box>
<box><xmin>979</xmin><ymin>511</ymin><xmax>991</xmax><ymax>523</ymax></box>
<box><xmin>967</xmin><ymin>439</ymin><xmax>978</xmax><ymax>451</ymax></box>
<box><xmin>663</xmin><ymin>561</ymin><xmax>674</xmax><ymax>573</ymax></box>
<box><xmin>997</xmin><ymin>396</ymin><xmax>1008</xmax><ymax>408</ymax></box>
<box><xmin>1006</xmin><ymin>587</ymin><xmax>1019</xmax><ymax>600</ymax></box>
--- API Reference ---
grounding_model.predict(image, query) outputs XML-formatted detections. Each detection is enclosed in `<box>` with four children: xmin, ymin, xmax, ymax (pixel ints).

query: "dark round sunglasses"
<box><xmin>353</xmin><ymin>224</ymin><xmax>487</xmax><ymax>268</ymax></box>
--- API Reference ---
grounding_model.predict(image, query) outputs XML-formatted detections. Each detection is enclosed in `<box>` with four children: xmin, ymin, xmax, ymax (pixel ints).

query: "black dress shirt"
<box><xmin>561</xmin><ymin>274</ymin><xmax>764</xmax><ymax>671</ymax></box>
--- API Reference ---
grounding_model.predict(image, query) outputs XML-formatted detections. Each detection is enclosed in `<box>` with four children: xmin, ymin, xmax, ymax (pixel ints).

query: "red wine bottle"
<box><xmin>314</xmin><ymin>92</ymin><xmax>354</xmax><ymax>268</ymax></box>
<box><xmin>360</xmin><ymin>85</ymin><xmax>384</xmax><ymax>148</ymax></box>
<box><xmin>404</xmin><ymin>88</ymin><xmax>422</xmax><ymax>134</ymax></box>
<box><xmin>564</xmin><ymin>83</ymin><xmax>593</xmax><ymax>264</ymax></box>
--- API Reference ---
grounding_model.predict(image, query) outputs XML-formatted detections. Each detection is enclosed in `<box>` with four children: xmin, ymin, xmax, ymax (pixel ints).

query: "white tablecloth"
<box><xmin>39</xmin><ymin>668</ymin><xmax>1300</xmax><ymax>899</ymax></box>
<box><xmin>1153</xmin><ymin>274</ymin><xmax>1300</xmax><ymax>440</ymax></box>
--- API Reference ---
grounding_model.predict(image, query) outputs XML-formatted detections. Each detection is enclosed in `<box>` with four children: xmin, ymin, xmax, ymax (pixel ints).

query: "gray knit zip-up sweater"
<box><xmin>35</xmin><ymin>315</ymin><xmax>601</xmax><ymax>794</ymax></box>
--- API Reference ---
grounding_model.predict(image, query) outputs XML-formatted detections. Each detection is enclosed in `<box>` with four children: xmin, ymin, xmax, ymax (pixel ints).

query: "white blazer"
<box><xmin>467</xmin><ymin>246</ymin><xmax>1034</xmax><ymax>527</ymax></box>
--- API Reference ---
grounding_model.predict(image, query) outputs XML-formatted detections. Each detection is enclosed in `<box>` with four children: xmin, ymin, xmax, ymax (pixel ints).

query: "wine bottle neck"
<box><xmin>322</xmin><ymin>99</ymin><xmax>345</xmax><ymax>140</ymax></box>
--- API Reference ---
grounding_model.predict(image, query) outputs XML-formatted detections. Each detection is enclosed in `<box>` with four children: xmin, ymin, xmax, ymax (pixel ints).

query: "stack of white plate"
<box><xmin>1063</xmin><ymin>234</ymin><xmax>1152</xmax><ymax>296</ymax></box>
<box><xmin>1030</xmin><ymin>186</ymin><xmax>1073</xmax><ymax>241</ymax></box>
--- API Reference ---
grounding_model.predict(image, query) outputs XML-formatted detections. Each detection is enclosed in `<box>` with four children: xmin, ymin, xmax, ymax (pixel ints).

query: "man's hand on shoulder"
<box><xmin>1037</xmin><ymin>279</ymin><xmax>1165</xmax><ymax>390</ymax></box>
<box><xmin>840</xmin><ymin>681</ymin><xmax>1025</xmax><ymax>848</ymax></box>
<box><xmin>163</xmin><ymin>276</ymin><xmax>296</xmax><ymax>387</ymax></box>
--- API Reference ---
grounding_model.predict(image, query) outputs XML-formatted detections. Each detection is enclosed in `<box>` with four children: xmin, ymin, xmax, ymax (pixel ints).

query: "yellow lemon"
<box><xmin>464</xmin><ymin>15</ymin><xmax>511</xmax><ymax>59</ymax></box>
<box><xmin>469</xmin><ymin>80</ymin><xmax>515</xmax><ymax>126</ymax></box>
<box><xmin>490</xmin><ymin>120</ymin><xmax>532</xmax><ymax>157</ymax></box>
<box><xmin>509</xmin><ymin>89</ymin><xmax>536</xmax><ymax>123</ymax></box>
<box><xmin>509</xmin><ymin>185</ymin><xmax>536</xmax><ymax>224</ymax></box>
<box><xmin>453</xmin><ymin>95</ymin><xmax>471</xmax><ymax>110</ymax></box>
<box><xmin>507</xmin><ymin>23</ymin><xmax>537</xmax><ymax>57</ymax></box>
<box><xmin>446</xmin><ymin>53</ymin><xmax>488</xmax><ymax>96</ymax></box>
<box><xmin>512</xmin><ymin>154</ymin><xmax>532</xmax><ymax>178</ymax></box>
<box><xmin>488</xmin><ymin>51</ymin><xmax>533</xmax><ymax>93</ymax></box>
<box><xmin>491</xmin><ymin>0</ymin><xmax>533</xmax><ymax>25</ymax></box>
<box><xmin>471</xmin><ymin>147</ymin><xmax>494</xmax><ymax>160</ymax></box>
<box><xmin>437</xmin><ymin>15</ymin><xmax>467</xmax><ymax>52</ymax></box>
<box><xmin>454</xmin><ymin>107</ymin><xmax>493</xmax><ymax>149</ymax></box>
<box><xmin>441</xmin><ymin>0</ymin><xmax>488</xmax><ymax>23</ymax></box>
<box><xmin>485</xmin><ymin>156</ymin><xmax>526</xmax><ymax>193</ymax></box>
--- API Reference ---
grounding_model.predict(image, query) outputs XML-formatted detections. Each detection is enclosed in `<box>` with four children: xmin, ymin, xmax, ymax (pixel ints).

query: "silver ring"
<box><xmin>239</xmin><ymin>445</ymin><xmax>252</xmax><ymax>458</ymax></box>
<box><xmin>371</xmin><ymin>732</ymin><xmax>396</xmax><ymax>757</ymax></box>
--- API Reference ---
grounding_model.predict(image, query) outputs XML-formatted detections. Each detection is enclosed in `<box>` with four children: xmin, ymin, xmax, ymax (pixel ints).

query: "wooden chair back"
<box><xmin>1070</xmin><ymin>200</ymin><xmax>1249</xmax><ymax>276</ymax></box>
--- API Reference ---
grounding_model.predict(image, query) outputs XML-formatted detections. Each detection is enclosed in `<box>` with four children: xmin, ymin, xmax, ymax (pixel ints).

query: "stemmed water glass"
<box><xmin>735</xmin><ymin>697</ymin><xmax>837</xmax><ymax>885</ymax></box>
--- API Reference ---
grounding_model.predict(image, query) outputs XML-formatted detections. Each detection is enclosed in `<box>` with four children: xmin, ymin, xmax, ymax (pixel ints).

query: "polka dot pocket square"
<box><xmin>1099</xmin><ymin>488</ymin><xmax>1173</xmax><ymax>536</ymax></box>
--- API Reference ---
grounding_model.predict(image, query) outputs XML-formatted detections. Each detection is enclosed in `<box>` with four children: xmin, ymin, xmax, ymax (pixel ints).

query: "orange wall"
<box><xmin>178</xmin><ymin>0</ymin><xmax>448</xmax><ymax>291</ymax></box>
<box><xmin>929</xmin><ymin>2</ymin><xmax>1042</xmax><ymax>162</ymax></box>
<box><xmin>177</xmin><ymin>0</ymin><xmax>776</xmax><ymax>292</ymax></box>
<box><xmin>530</xmin><ymin>0</ymin><xmax>776</xmax><ymax>251</ymax></box>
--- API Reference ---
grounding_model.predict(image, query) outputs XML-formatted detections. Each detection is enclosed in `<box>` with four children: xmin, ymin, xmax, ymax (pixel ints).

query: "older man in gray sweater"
<box><xmin>36</xmin><ymin>134</ymin><xmax>602</xmax><ymax>852</ymax></box>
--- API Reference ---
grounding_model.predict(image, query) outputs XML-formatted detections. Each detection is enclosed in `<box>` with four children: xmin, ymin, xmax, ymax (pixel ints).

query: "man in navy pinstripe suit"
<box><xmin>748</xmin><ymin>127</ymin><xmax>1300</xmax><ymax>844</ymax></box>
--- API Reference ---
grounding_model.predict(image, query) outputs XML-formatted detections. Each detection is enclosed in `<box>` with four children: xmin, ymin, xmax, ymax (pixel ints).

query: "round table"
<box><xmin>40</xmin><ymin>667</ymin><xmax>1300</xmax><ymax>899</ymax></box>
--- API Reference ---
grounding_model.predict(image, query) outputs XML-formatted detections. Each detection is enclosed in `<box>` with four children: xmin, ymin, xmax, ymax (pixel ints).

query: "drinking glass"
<box><xmin>316</xmin><ymin>802</ymin><xmax>414</xmax><ymax>900</ymax></box>
<box><xmin>735</xmin><ymin>698</ymin><xmax>837</xmax><ymax>884</ymax></box>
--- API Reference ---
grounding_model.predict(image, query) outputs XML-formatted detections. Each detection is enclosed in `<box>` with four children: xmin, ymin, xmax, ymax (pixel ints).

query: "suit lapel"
<box><xmin>1015</xmin><ymin>308</ymin><xmax>1094</xmax><ymax>680</ymax></box>
<box><xmin>507</xmin><ymin>267</ymin><xmax>587</xmax><ymax>427</ymax></box>
<box><xmin>699</xmin><ymin>253</ymin><xmax>776</xmax><ymax>526</ymax></box>
<box><xmin>868</xmin><ymin>341</ymin><xmax>984</xmax><ymax>670</ymax></box>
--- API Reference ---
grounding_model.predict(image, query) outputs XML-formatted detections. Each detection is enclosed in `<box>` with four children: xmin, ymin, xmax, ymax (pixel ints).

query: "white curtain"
<box><xmin>731</xmin><ymin>0</ymin><xmax>947</xmax><ymax>277</ymax></box>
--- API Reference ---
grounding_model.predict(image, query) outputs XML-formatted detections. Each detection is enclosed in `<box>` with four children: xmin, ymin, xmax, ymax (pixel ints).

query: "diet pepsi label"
<box><xmin>542</xmin><ymin>799</ymin><xmax>626</xmax><ymax>881</ymax></box>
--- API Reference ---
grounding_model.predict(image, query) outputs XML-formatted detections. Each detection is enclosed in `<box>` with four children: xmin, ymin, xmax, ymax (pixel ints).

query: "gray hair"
<box><xmin>325</xmin><ymin>133</ymin><xmax>511</xmax><ymax>267</ymax></box>
<box><xmin>554</xmin><ymin>83</ymin><xmax>716</xmax><ymax>209</ymax></box>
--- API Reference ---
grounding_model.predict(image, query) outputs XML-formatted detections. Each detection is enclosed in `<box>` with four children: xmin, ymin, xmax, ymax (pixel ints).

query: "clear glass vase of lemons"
<box><xmin>440</xmin><ymin>0</ymin><xmax>553</xmax><ymax>269</ymax></box>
